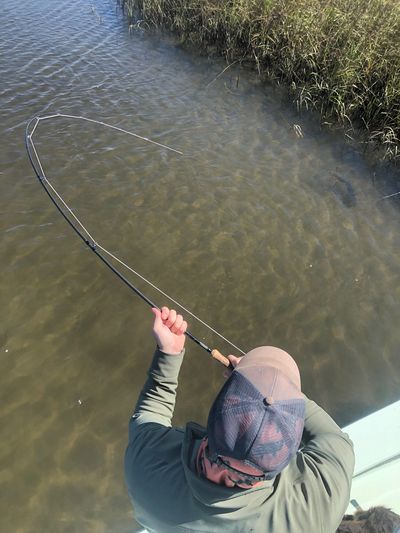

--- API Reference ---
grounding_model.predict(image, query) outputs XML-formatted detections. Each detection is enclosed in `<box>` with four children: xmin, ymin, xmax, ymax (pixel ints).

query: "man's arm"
<box><xmin>302</xmin><ymin>395</ymin><xmax>355</xmax><ymax>475</ymax></box>
<box><xmin>299</xmin><ymin>396</ymin><xmax>355</xmax><ymax>530</ymax></box>
<box><xmin>132</xmin><ymin>347</ymin><xmax>185</xmax><ymax>428</ymax></box>
<box><xmin>129</xmin><ymin>307</ymin><xmax>188</xmax><ymax>433</ymax></box>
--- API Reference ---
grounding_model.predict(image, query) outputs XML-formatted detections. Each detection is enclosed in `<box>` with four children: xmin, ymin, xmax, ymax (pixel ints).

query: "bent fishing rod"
<box><xmin>25</xmin><ymin>114</ymin><xmax>245</xmax><ymax>367</ymax></box>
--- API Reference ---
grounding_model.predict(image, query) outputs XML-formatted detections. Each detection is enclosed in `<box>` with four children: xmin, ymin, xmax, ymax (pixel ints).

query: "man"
<box><xmin>125</xmin><ymin>307</ymin><xmax>355</xmax><ymax>532</ymax></box>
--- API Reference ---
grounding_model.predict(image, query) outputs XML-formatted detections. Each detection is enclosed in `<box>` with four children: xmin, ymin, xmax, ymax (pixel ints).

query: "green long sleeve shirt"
<box><xmin>124</xmin><ymin>348</ymin><xmax>355</xmax><ymax>532</ymax></box>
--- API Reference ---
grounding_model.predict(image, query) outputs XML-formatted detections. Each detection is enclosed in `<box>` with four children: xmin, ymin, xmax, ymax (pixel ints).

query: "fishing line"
<box><xmin>25</xmin><ymin>113</ymin><xmax>246</xmax><ymax>363</ymax></box>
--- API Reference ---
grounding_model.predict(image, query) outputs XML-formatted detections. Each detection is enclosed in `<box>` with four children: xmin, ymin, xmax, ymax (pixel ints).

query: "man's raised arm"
<box><xmin>130</xmin><ymin>307</ymin><xmax>188</xmax><ymax>432</ymax></box>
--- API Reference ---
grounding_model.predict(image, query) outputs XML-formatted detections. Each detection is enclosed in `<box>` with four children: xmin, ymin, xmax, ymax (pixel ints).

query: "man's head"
<box><xmin>205</xmin><ymin>346</ymin><xmax>305</xmax><ymax>485</ymax></box>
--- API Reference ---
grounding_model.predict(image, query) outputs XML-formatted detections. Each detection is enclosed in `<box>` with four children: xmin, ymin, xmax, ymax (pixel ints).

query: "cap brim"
<box><xmin>236</xmin><ymin>346</ymin><xmax>301</xmax><ymax>391</ymax></box>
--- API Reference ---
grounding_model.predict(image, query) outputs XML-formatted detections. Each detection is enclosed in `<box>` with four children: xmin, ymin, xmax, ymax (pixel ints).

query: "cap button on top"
<box><xmin>263</xmin><ymin>396</ymin><xmax>274</xmax><ymax>406</ymax></box>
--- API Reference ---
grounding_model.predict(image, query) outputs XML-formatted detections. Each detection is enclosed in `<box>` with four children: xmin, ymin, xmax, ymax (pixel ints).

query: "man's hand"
<box><xmin>152</xmin><ymin>307</ymin><xmax>188</xmax><ymax>355</ymax></box>
<box><xmin>223</xmin><ymin>354</ymin><xmax>243</xmax><ymax>378</ymax></box>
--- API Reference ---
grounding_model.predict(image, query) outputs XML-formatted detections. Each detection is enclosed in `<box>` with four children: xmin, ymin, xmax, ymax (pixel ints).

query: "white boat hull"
<box><xmin>343</xmin><ymin>399</ymin><xmax>400</xmax><ymax>514</ymax></box>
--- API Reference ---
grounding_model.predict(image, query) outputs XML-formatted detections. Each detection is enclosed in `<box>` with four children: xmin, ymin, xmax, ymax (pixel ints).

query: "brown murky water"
<box><xmin>1</xmin><ymin>0</ymin><xmax>400</xmax><ymax>531</ymax></box>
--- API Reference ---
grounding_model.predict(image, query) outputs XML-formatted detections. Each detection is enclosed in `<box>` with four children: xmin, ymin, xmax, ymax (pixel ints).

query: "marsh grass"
<box><xmin>120</xmin><ymin>0</ymin><xmax>400</xmax><ymax>161</ymax></box>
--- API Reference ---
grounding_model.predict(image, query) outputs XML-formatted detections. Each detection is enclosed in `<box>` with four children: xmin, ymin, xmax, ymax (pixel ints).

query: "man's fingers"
<box><xmin>171</xmin><ymin>313</ymin><xmax>183</xmax><ymax>334</ymax></box>
<box><xmin>227</xmin><ymin>355</ymin><xmax>242</xmax><ymax>368</ymax></box>
<box><xmin>158</xmin><ymin>306</ymin><xmax>187</xmax><ymax>335</ymax></box>
<box><xmin>164</xmin><ymin>308</ymin><xmax>177</xmax><ymax>327</ymax></box>
<box><xmin>222</xmin><ymin>355</ymin><xmax>242</xmax><ymax>378</ymax></box>
<box><xmin>172</xmin><ymin>321</ymin><xmax>188</xmax><ymax>336</ymax></box>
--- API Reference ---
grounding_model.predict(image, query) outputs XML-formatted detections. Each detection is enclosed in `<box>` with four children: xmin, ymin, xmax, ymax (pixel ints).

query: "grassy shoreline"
<box><xmin>120</xmin><ymin>0</ymin><xmax>400</xmax><ymax>162</ymax></box>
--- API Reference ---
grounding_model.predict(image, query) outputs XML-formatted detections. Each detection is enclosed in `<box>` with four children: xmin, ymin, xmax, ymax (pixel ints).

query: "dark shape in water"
<box><xmin>330</xmin><ymin>173</ymin><xmax>357</xmax><ymax>208</ymax></box>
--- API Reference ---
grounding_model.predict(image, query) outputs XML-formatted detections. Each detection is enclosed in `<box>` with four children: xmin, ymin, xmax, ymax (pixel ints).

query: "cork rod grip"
<box><xmin>211</xmin><ymin>349</ymin><xmax>231</xmax><ymax>367</ymax></box>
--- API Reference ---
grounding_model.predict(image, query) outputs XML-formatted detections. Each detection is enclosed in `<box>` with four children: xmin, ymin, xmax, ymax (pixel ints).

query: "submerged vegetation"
<box><xmin>120</xmin><ymin>0</ymin><xmax>400</xmax><ymax>161</ymax></box>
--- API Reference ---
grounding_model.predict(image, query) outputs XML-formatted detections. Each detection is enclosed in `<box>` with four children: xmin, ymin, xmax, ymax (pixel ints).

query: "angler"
<box><xmin>124</xmin><ymin>306</ymin><xmax>355</xmax><ymax>532</ymax></box>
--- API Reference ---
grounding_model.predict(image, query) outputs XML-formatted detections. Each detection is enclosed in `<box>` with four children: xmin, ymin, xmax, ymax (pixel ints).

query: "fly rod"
<box><xmin>25</xmin><ymin>114</ymin><xmax>246</xmax><ymax>367</ymax></box>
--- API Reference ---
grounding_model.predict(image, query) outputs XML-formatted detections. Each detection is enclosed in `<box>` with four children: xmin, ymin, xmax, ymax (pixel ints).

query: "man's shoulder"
<box><xmin>126</xmin><ymin>419</ymin><xmax>205</xmax><ymax>462</ymax></box>
<box><xmin>273</xmin><ymin>446</ymin><xmax>353</xmax><ymax>531</ymax></box>
<box><xmin>128</xmin><ymin>419</ymin><xmax>185</xmax><ymax>452</ymax></box>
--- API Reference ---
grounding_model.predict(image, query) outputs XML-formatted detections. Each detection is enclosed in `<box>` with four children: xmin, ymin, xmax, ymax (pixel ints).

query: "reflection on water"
<box><xmin>1</xmin><ymin>0</ymin><xmax>400</xmax><ymax>531</ymax></box>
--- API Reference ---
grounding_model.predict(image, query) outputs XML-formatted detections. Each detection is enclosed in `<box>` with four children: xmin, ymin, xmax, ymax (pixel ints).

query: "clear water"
<box><xmin>1</xmin><ymin>0</ymin><xmax>400</xmax><ymax>530</ymax></box>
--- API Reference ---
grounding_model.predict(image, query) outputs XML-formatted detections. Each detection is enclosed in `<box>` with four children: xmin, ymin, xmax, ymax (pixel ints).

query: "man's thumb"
<box><xmin>151</xmin><ymin>307</ymin><xmax>162</xmax><ymax>326</ymax></box>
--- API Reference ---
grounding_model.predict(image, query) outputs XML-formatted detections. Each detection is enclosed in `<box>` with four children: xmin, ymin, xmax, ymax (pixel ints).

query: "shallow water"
<box><xmin>1</xmin><ymin>0</ymin><xmax>400</xmax><ymax>531</ymax></box>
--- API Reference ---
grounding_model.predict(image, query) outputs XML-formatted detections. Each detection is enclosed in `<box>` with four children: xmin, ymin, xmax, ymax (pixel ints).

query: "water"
<box><xmin>1</xmin><ymin>0</ymin><xmax>400</xmax><ymax>531</ymax></box>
